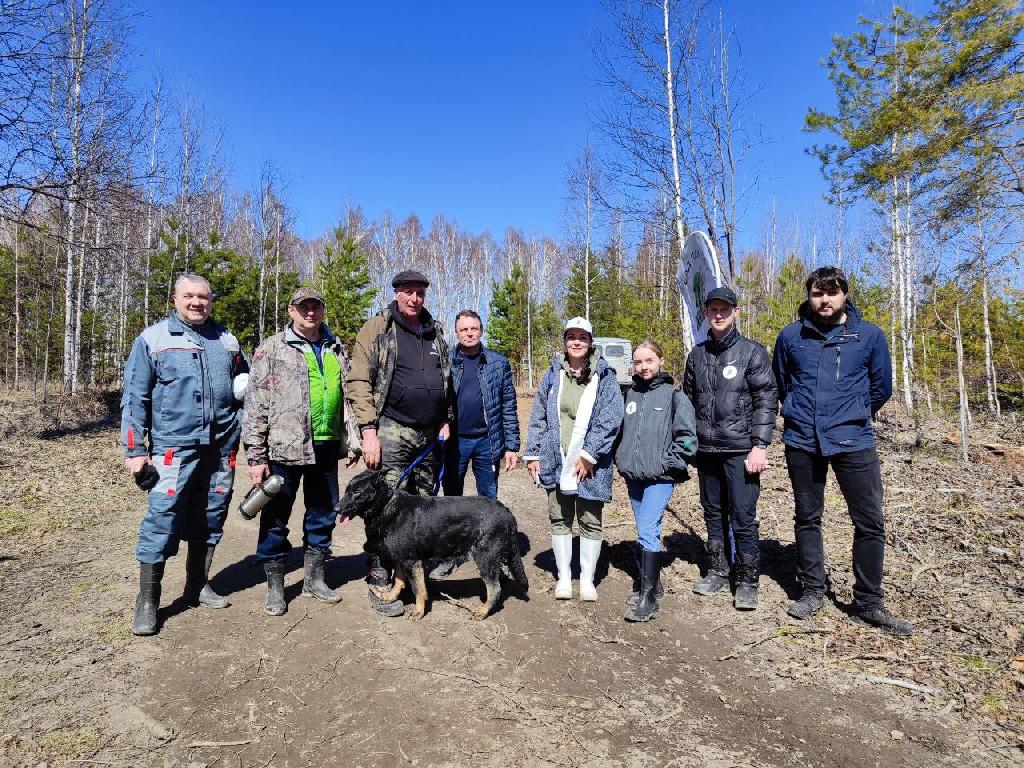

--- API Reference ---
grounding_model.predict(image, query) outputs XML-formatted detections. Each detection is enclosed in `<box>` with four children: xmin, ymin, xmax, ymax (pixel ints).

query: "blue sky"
<box><xmin>131</xmin><ymin>1</ymin><xmax>900</xmax><ymax>252</ymax></box>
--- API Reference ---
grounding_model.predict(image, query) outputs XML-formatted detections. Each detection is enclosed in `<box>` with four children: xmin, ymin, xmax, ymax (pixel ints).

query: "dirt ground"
<box><xmin>0</xmin><ymin>391</ymin><xmax>1022</xmax><ymax>768</ymax></box>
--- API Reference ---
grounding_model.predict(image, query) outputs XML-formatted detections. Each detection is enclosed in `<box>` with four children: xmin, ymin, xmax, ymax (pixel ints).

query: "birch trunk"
<box><xmin>954</xmin><ymin>303</ymin><xmax>969</xmax><ymax>462</ymax></box>
<box><xmin>662</xmin><ymin>0</ymin><xmax>696</xmax><ymax>352</ymax></box>
<box><xmin>13</xmin><ymin>228</ymin><xmax>20</xmax><ymax>388</ymax></box>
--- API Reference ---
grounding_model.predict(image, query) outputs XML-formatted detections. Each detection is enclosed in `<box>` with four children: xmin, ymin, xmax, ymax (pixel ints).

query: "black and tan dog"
<box><xmin>337</xmin><ymin>469</ymin><xmax>529</xmax><ymax>620</ymax></box>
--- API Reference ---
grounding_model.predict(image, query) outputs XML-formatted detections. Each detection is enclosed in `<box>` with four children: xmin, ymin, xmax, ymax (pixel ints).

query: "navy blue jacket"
<box><xmin>450</xmin><ymin>345</ymin><xmax>521</xmax><ymax>463</ymax></box>
<box><xmin>772</xmin><ymin>301</ymin><xmax>892</xmax><ymax>456</ymax></box>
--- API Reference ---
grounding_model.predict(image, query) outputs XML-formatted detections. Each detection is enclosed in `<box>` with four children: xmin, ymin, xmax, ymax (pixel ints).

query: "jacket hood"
<box><xmin>798</xmin><ymin>299</ymin><xmax>862</xmax><ymax>331</ymax></box>
<box><xmin>631</xmin><ymin>371</ymin><xmax>674</xmax><ymax>390</ymax></box>
<box><xmin>284</xmin><ymin>323</ymin><xmax>336</xmax><ymax>346</ymax></box>
<box><xmin>550</xmin><ymin>352</ymin><xmax>612</xmax><ymax>377</ymax></box>
<box><xmin>389</xmin><ymin>301</ymin><xmax>435</xmax><ymax>334</ymax></box>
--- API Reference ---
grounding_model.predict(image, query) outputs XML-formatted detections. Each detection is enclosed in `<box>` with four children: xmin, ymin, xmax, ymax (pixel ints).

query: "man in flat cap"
<box><xmin>346</xmin><ymin>270</ymin><xmax>453</xmax><ymax>615</ymax></box>
<box><xmin>242</xmin><ymin>286</ymin><xmax>360</xmax><ymax>616</ymax></box>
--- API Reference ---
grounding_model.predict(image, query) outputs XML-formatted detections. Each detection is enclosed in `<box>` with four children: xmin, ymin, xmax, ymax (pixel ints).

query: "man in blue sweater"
<box><xmin>443</xmin><ymin>309</ymin><xmax>520</xmax><ymax>499</ymax></box>
<box><xmin>773</xmin><ymin>266</ymin><xmax>913</xmax><ymax>635</ymax></box>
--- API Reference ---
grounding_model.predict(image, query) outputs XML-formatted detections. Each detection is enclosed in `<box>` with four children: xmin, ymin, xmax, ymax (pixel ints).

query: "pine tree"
<box><xmin>315</xmin><ymin>226</ymin><xmax>376</xmax><ymax>347</ymax></box>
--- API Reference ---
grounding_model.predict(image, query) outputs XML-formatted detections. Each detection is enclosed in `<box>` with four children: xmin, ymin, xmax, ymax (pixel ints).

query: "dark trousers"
<box><xmin>443</xmin><ymin>434</ymin><xmax>499</xmax><ymax>499</ymax></box>
<box><xmin>696</xmin><ymin>452</ymin><xmax>760</xmax><ymax>557</ymax></box>
<box><xmin>785</xmin><ymin>446</ymin><xmax>885</xmax><ymax>609</ymax></box>
<box><xmin>257</xmin><ymin>441</ymin><xmax>340</xmax><ymax>562</ymax></box>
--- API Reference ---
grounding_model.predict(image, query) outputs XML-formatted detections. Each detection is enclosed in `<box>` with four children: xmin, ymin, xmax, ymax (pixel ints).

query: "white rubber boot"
<box><xmin>579</xmin><ymin>537</ymin><xmax>602</xmax><ymax>602</ymax></box>
<box><xmin>551</xmin><ymin>534</ymin><xmax>573</xmax><ymax>599</ymax></box>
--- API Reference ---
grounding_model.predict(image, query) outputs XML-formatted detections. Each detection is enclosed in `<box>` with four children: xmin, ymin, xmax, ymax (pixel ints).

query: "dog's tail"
<box><xmin>504</xmin><ymin>511</ymin><xmax>530</xmax><ymax>595</ymax></box>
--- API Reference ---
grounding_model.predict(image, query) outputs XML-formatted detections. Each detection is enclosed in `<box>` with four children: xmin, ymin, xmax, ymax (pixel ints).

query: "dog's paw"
<box><xmin>406</xmin><ymin>607</ymin><xmax>425</xmax><ymax>621</ymax></box>
<box><xmin>470</xmin><ymin>606</ymin><xmax>490</xmax><ymax>621</ymax></box>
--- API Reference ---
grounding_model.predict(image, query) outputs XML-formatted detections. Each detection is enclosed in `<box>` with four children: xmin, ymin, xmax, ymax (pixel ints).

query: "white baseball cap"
<box><xmin>563</xmin><ymin>316</ymin><xmax>593</xmax><ymax>336</ymax></box>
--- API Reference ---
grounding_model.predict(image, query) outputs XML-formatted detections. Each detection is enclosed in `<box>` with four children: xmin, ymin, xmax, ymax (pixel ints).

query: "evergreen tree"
<box><xmin>315</xmin><ymin>226</ymin><xmax>376</xmax><ymax>347</ymax></box>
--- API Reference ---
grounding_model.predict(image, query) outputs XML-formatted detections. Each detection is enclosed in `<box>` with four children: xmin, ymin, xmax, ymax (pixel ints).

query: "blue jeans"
<box><xmin>625</xmin><ymin>480</ymin><xmax>674</xmax><ymax>552</ymax></box>
<box><xmin>443</xmin><ymin>434</ymin><xmax>499</xmax><ymax>499</ymax></box>
<box><xmin>136</xmin><ymin>443</ymin><xmax>237</xmax><ymax>564</ymax></box>
<box><xmin>257</xmin><ymin>441</ymin><xmax>340</xmax><ymax>562</ymax></box>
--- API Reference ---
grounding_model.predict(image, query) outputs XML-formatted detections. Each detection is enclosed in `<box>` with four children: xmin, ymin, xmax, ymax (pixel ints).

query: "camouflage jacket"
<box><xmin>242</xmin><ymin>325</ymin><xmax>361</xmax><ymax>466</ymax></box>
<box><xmin>346</xmin><ymin>304</ymin><xmax>453</xmax><ymax>430</ymax></box>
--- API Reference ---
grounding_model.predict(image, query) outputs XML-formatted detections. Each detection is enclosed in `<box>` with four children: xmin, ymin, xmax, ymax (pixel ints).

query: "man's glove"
<box><xmin>133</xmin><ymin>463</ymin><xmax>160</xmax><ymax>491</ymax></box>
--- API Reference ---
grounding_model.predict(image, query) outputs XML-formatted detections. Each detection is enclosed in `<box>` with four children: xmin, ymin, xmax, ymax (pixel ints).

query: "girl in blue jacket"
<box><xmin>615</xmin><ymin>341</ymin><xmax>697</xmax><ymax>622</ymax></box>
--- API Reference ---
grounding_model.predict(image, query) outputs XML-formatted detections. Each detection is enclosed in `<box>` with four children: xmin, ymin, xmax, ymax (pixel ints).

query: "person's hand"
<box><xmin>124</xmin><ymin>456</ymin><xmax>150</xmax><ymax>475</ymax></box>
<box><xmin>361</xmin><ymin>428</ymin><xmax>382</xmax><ymax>469</ymax></box>
<box><xmin>438</xmin><ymin>423</ymin><xmax>450</xmax><ymax>441</ymax></box>
<box><xmin>527</xmin><ymin>460</ymin><xmax>540</xmax><ymax>483</ymax></box>
<box><xmin>574</xmin><ymin>456</ymin><xmax>595</xmax><ymax>482</ymax></box>
<box><xmin>745</xmin><ymin>446</ymin><xmax>767</xmax><ymax>474</ymax></box>
<box><xmin>504</xmin><ymin>451</ymin><xmax>519</xmax><ymax>471</ymax></box>
<box><xmin>248</xmin><ymin>463</ymin><xmax>270</xmax><ymax>486</ymax></box>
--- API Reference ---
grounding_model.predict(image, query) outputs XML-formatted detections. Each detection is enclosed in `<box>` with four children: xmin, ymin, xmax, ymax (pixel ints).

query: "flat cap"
<box><xmin>704</xmin><ymin>286</ymin><xmax>738</xmax><ymax>307</ymax></box>
<box><xmin>289</xmin><ymin>286</ymin><xmax>325</xmax><ymax>306</ymax></box>
<box><xmin>392</xmin><ymin>270</ymin><xmax>430</xmax><ymax>288</ymax></box>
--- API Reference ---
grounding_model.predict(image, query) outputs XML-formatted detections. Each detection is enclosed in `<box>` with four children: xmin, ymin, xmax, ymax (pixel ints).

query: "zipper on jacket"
<box><xmin>835</xmin><ymin>346</ymin><xmax>841</xmax><ymax>382</ymax></box>
<box><xmin>633</xmin><ymin>391</ymin><xmax>647</xmax><ymax>465</ymax></box>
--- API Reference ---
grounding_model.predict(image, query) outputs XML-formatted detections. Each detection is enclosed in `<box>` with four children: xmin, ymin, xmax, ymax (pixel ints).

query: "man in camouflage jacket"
<box><xmin>346</xmin><ymin>270</ymin><xmax>453</xmax><ymax>615</ymax></box>
<box><xmin>242</xmin><ymin>287</ymin><xmax>360</xmax><ymax>616</ymax></box>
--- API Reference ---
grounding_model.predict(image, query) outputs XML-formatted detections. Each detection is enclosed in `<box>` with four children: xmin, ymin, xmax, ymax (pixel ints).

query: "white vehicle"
<box><xmin>593</xmin><ymin>336</ymin><xmax>634</xmax><ymax>388</ymax></box>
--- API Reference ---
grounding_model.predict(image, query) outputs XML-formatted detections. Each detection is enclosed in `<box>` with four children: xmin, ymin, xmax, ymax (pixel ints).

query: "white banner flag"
<box><xmin>676</xmin><ymin>231</ymin><xmax>722</xmax><ymax>341</ymax></box>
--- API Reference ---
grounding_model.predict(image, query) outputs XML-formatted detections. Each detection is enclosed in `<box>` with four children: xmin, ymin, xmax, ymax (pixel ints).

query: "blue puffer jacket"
<box><xmin>524</xmin><ymin>355</ymin><xmax>624</xmax><ymax>502</ymax></box>
<box><xmin>121</xmin><ymin>312</ymin><xmax>248</xmax><ymax>456</ymax></box>
<box><xmin>772</xmin><ymin>301</ymin><xmax>892</xmax><ymax>457</ymax></box>
<box><xmin>450</xmin><ymin>345</ymin><xmax>521</xmax><ymax>463</ymax></box>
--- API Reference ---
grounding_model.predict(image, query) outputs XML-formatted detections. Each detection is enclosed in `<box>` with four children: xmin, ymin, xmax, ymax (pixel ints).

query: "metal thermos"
<box><xmin>239</xmin><ymin>474</ymin><xmax>285</xmax><ymax>520</ymax></box>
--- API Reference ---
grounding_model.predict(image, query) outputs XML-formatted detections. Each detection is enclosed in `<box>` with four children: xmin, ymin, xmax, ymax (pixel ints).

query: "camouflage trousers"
<box><xmin>379</xmin><ymin>416</ymin><xmax>441</xmax><ymax>496</ymax></box>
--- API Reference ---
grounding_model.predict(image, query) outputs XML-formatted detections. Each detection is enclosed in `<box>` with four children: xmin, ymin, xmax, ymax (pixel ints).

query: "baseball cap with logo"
<box><xmin>563</xmin><ymin>316</ymin><xmax>594</xmax><ymax>336</ymax></box>
<box><xmin>289</xmin><ymin>287</ymin><xmax>325</xmax><ymax>306</ymax></box>
<box><xmin>704</xmin><ymin>286</ymin><xmax>738</xmax><ymax>307</ymax></box>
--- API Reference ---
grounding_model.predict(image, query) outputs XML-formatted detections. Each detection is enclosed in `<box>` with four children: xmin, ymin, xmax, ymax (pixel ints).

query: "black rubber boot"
<box><xmin>625</xmin><ymin>550</ymin><xmax>661</xmax><ymax>622</ymax></box>
<box><xmin>183</xmin><ymin>543</ymin><xmax>230</xmax><ymax>609</ymax></box>
<box><xmin>692</xmin><ymin>539</ymin><xmax>730</xmax><ymax>596</ymax></box>
<box><xmin>733</xmin><ymin>551</ymin><xmax>759</xmax><ymax>611</ymax></box>
<box><xmin>131</xmin><ymin>561</ymin><xmax>165</xmax><ymax>636</ymax></box>
<box><xmin>264</xmin><ymin>560</ymin><xmax>287</xmax><ymax>616</ymax></box>
<box><xmin>301</xmin><ymin>549</ymin><xmax>341</xmax><ymax>603</ymax></box>
<box><xmin>367</xmin><ymin>554</ymin><xmax>404</xmax><ymax>617</ymax></box>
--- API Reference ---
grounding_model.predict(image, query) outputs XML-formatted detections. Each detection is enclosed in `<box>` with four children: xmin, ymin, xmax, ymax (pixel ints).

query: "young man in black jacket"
<box><xmin>684</xmin><ymin>286</ymin><xmax>778</xmax><ymax>609</ymax></box>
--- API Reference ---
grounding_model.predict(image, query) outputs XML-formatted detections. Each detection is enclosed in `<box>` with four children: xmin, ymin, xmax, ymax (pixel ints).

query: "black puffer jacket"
<box><xmin>683</xmin><ymin>326</ymin><xmax>777</xmax><ymax>453</ymax></box>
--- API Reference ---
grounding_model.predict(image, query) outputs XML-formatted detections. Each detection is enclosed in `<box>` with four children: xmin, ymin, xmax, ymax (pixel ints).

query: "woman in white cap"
<box><xmin>524</xmin><ymin>317</ymin><xmax>624</xmax><ymax>601</ymax></box>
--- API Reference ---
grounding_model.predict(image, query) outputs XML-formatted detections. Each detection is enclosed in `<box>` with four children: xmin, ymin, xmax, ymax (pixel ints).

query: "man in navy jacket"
<box><xmin>773</xmin><ymin>266</ymin><xmax>913</xmax><ymax>635</ymax></box>
<box><xmin>443</xmin><ymin>309</ymin><xmax>520</xmax><ymax>499</ymax></box>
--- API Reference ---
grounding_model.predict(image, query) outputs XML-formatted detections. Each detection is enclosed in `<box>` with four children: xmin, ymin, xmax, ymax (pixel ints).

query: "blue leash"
<box><xmin>393</xmin><ymin>435</ymin><xmax>446</xmax><ymax>496</ymax></box>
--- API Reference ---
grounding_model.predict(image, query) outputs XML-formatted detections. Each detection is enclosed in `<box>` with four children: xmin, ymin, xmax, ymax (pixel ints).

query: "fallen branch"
<box><xmin>437</xmin><ymin>590</ymin><xmax>475</xmax><ymax>614</ymax></box>
<box><xmin>718</xmin><ymin>627</ymin><xmax>833</xmax><ymax>661</ymax></box>
<box><xmin>866</xmin><ymin>675</ymin><xmax>940</xmax><ymax>695</ymax></box>
<box><xmin>188</xmin><ymin>739</ymin><xmax>252</xmax><ymax>748</ymax></box>
<box><xmin>282</xmin><ymin>611</ymin><xmax>310</xmax><ymax>637</ymax></box>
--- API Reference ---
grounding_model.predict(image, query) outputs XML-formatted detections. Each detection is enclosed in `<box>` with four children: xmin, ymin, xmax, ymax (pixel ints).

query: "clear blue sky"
<box><xmin>132</xmin><ymin>1</ymin><xmax>899</xmax><ymax>252</ymax></box>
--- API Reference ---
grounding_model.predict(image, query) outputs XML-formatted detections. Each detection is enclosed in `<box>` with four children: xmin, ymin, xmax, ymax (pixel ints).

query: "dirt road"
<box><xmin>2</xmin><ymin>393</ymin><xmax>1020</xmax><ymax>767</ymax></box>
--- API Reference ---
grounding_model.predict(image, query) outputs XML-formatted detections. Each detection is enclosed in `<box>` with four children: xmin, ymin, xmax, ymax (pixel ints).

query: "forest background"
<box><xmin>0</xmin><ymin>0</ymin><xmax>1021</xmax><ymax>440</ymax></box>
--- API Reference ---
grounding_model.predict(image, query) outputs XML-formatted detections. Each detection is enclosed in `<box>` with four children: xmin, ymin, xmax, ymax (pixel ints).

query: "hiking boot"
<box><xmin>625</xmin><ymin>550</ymin><xmax>661</xmax><ymax>622</ymax></box>
<box><xmin>692</xmin><ymin>538</ymin><xmax>729</xmax><ymax>596</ymax></box>
<box><xmin>366</xmin><ymin>554</ymin><xmax>390</xmax><ymax>588</ymax></box>
<box><xmin>787</xmin><ymin>593</ymin><xmax>824</xmax><ymax>620</ymax></box>
<box><xmin>733</xmin><ymin>552</ymin><xmax>759</xmax><ymax>611</ymax></box>
<box><xmin>183</xmin><ymin>543</ymin><xmax>230</xmax><ymax>609</ymax></box>
<box><xmin>301</xmin><ymin>549</ymin><xmax>341</xmax><ymax>604</ymax></box>
<box><xmin>264</xmin><ymin>560</ymin><xmax>287</xmax><ymax>616</ymax></box>
<box><xmin>131</xmin><ymin>561</ymin><xmax>165</xmax><ymax>636</ymax></box>
<box><xmin>851</xmin><ymin>605</ymin><xmax>914</xmax><ymax>636</ymax></box>
<box><xmin>366</xmin><ymin>555</ymin><xmax>404</xmax><ymax>616</ymax></box>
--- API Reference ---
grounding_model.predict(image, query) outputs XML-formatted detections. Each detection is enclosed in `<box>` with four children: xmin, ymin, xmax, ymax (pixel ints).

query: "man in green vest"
<box><xmin>242</xmin><ymin>287</ymin><xmax>360</xmax><ymax>616</ymax></box>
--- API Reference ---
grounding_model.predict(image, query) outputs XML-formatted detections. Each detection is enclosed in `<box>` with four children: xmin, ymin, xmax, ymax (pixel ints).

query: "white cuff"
<box><xmin>522</xmin><ymin>455</ymin><xmax>541</xmax><ymax>462</ymax></box>
<box><xmin>579</xmin><ymin>449</ymin><xmax>597</xmax><ymax>464</ymax></box>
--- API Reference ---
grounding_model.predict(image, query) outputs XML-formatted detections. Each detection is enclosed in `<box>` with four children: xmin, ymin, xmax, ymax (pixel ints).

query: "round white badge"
<box><xmin>722</xmin><ymin>365</ymin><xmax>738</xmax><ymax>380</ymax></box>
<box><xmin>625</xmin><ymin>401</ymin><xmax>637</xmax><ymax>415</ymax></box>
